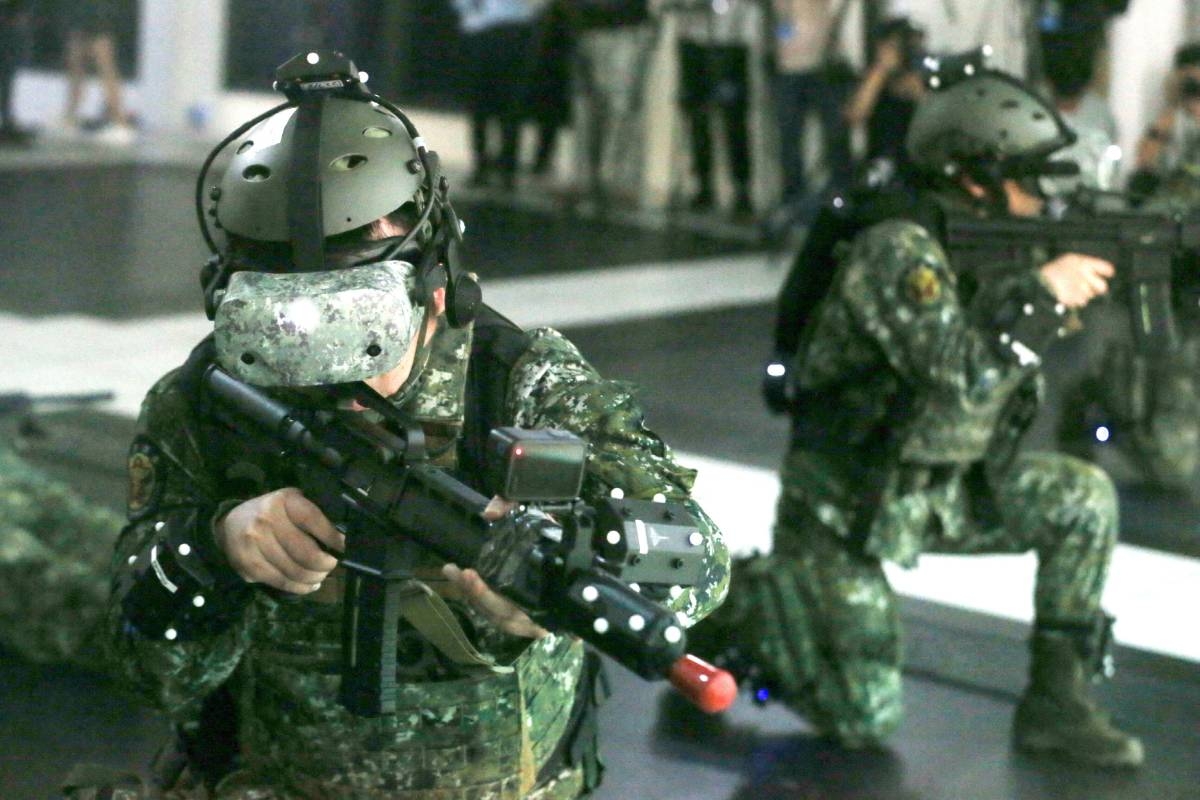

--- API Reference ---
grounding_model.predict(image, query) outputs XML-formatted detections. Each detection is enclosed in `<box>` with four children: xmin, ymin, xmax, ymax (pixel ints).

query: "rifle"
<box><xmin>200</xmin><ymin>365</ymin><xmax>735</xmax><ymax>716</ymax></box>
<box><xmin>942</xmin><ymin>207</ymin><xmax>1200</xmax><ymax>357</ymax></box>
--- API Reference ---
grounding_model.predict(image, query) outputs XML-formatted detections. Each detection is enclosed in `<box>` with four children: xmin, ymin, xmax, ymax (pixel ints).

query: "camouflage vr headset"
<box><xmin>213</xmin><ymin>261</ymin><xmax>423</xmax><ymax>386</ymax></box>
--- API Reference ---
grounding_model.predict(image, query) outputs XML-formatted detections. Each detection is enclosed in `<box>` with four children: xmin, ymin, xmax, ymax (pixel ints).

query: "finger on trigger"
<box><xmin>283</xmin><ymin>490</ymin><xmax>346</xmax><ymax>553</ymax></box>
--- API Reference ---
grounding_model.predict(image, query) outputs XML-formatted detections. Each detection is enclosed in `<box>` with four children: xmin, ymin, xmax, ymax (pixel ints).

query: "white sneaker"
<box><xmin>93</xmin><ymin>122</ymin><xmax>137</xmax><ymax>146</ymax></box>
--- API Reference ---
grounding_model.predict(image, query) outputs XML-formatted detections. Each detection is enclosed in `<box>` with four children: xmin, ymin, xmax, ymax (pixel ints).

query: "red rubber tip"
<box><xmin>668</xmin><ymin>654</ymin><xmax>738</xmax><ymax>713</ymax></box>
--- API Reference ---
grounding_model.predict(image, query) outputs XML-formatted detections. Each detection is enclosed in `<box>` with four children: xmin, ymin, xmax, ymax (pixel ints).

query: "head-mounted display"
<box><xmin>213</xmin><ymin>261</ymin><xmax>422</xmax><ymax>387</ymax></box>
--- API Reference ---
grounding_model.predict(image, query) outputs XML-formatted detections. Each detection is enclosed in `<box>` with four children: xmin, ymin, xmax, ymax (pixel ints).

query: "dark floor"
<box><xmin>2</xmin><ymin>164</ymin><xmax>1198</xmax><ymax>799</ymax></box>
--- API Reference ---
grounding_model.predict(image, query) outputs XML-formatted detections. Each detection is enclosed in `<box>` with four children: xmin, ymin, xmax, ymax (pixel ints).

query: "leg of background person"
<box><xmin>63</xmin><ymin>31</ymin><xmax>87</xmax><ymax>127</ymax></box>
<box><xmin>90</xmin><ymin>33</ymin><xmax>128</xmax><ymax>126</ymax></box>
<box><xmin>0</xmin><ymin>15</ymin><xmax>16</xmax><ymax>133</ymax></box>
<box><xmin>496</xmin><ymin>24</ymin><xmax>533</xmax><ymax>190</ymax></box>
<box><xmin>720</xmin><ymin>45</ymin><xmax>753</xmax><ymax>214</ymax></box>
<box><xmin>773</xmin><ymin>72</ymin><xmax>808</xmax><ymax>205</ymax></box>
<box><xmin>679</xmin><ymin>41</ymin><xmax>714</xmax><ymax>209</ymax></box>
<box><xmin>816</xmin><ymin>77</ymin><xmax>852</xmax><ymax>193</ymax></box>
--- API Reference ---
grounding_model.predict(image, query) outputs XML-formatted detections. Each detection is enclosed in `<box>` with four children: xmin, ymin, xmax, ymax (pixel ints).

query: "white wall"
<box><xmin>887</xmin><ymin>0</ymin><xmax>1029</xmax><ymax>76</ymax></box>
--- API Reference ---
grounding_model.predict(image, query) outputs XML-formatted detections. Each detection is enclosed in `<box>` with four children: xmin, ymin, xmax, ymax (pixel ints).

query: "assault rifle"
<box><xmin>201</xmin><ymin>365</ymin><xmax>735</xmax><ymax>716</ymax></box>
<box><xmin>942</xmin><ymin>206</ymin><xmax>1200</xmax><ymax>356</ymax></box>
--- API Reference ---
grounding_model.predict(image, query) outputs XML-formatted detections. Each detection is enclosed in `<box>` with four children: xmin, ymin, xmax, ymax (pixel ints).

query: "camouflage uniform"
<box><xmin>106</xmin><ymin>309</ymin><xmax>729</xmax><ymax>799</ymax></box>
<box><xmin>695</xmin><ymin>219</ymin><xmax>1116</xmax><ymax>745</ymax></box>
<box><xmin>0</xmin><ymin>441</ymin><xmax>121</xmax><ymax>664</ymax></box>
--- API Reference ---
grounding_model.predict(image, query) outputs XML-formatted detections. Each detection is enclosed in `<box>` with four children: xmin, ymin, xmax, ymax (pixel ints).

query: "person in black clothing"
<box><xmin>843</xmin><ymin>17</ymin><xmax>926</xmax><ymax>168</ymax></box>
<box><xmin>526</xmin><ymin>0</ymin><xmax>574</xmax><ymax>178</ymax></box>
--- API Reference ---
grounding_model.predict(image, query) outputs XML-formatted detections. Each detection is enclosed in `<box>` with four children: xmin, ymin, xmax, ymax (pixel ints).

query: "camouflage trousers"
<box><xmin>0</xmin><ymin>444</ymin><xmax>121</xmax><ymax>663</ymax></box>
<box><xmin>717</xmin><ymin>450</ymin><xmax>1117</xmax><ymax>746</ymax></box>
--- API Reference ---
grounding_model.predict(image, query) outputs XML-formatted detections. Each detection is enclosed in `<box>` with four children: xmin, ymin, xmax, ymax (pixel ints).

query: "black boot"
<box><xmin>1013</xmin><ymin>627</ymin><xmax>1144</xmax><ymax>767</ymax></box>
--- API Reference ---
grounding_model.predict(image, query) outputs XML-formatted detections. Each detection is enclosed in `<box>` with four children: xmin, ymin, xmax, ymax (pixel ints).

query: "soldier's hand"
<box><xmin>442</xmin><ymin>563</ymin><xmax>550</xmax><ymax>640</ymax></box>
<box><xmin>216</xmin><ymin>488</ymin><xmax>345</xmax><ymax>594</ymax></box>
<box><xmin>1038</xmin><ymin>253</ymin><xmax>1115</xmax><ymax>309</ymax></box>
<box><xmin>440</xmin><ymin>494</ymin><xmax>549</xmax><ymax>639</ymax></box>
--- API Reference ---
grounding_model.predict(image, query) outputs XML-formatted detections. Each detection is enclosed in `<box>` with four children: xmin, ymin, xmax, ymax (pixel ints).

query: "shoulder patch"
<box><xmin>127</xmin><ymin>436</ymin><xmax>164</xmax><ymax>520</ymax></box>
<box><xmin>904</xmin><ymin>265</ymin><xmax>942</xmax><ymax>305</ymax></box>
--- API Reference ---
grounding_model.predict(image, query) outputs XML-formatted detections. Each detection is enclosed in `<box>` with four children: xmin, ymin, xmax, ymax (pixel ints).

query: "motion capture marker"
<box><xmin>982</xmin><ymin>44</ymin><xmax>994</xmax><ymax>58</ymax></box>
<box><xmin>964</xmin><ymin>63</ymin><xmax>976</xmax><ymax>76</ymax></box>
<box><xmin>164</xmin><ymin>628</ymin><xmax>178</xmax><ymax>641</ymax></box>
<box><xmin>306</xmin><ymin>52</ymin><xmax>320</xmax><ymax>65</ymax></box>
<box><xmin>663</xmin><ymin>625</ymin><xmax>682</xmax><ymax>644</ymax></box>
<box><xmin>593</xmin><ymin>617</ymin><xmax>610</xmax><ymax>634</ymax></box>
<box><xmin>581</xmin><ymin>585</ymin><xmax>600</xmax><ymax>603</ymax></box>
<box><xmin>669</xmin><ymin>585</ymin><xmax>683</xmax><ymax>600</ymax></box>
<box><xmin>929</xmin><ymin>76</ymin><xmax>942</xmax><ymax>89</ymax></box>
<box><xmin>177</xmin><ymin>543</ymin><xmax>192</xmax><ymax>557</ymax></box>
<box><xmin>688</xmin><ymin>532</ymin><xmax>703</xmax><ymax>547</ymax></box>
<box><xmin>629</xmin><ymin>582</ymin><xmax>641</xmax><ymax>593</ymax></box>
<box><xmin>832</xmin><ymin>195</ymin><xmax>845</xmax><ymax>209</ymax></box>
<box><xmin>653</xmin><ymin>492</ymin><xmax>666</xmax><ymax>503</ymax></box>
<box><xmin>999</xmin><ymin>332</ymin><xmax>1012</xmax><ymax>345</ymax></box>
<box><xmin>413</xmin><ymin>136</ymin><xmax>427</xmax><ymax>151</ymax></box>
<box><xmin>127</xmin><ymin>555</ymin><xmax>137</xmax><ymax>566</ymax></box>
<box><xmin>766</xmin><ymin>362</ymin><xmax>786</xmax><ymax>377</ymax></box>
<box><xmin>459</xmin><ymin>219</ymin><xmax>467</xmax><ymax>235</ymax></box>
<box><xmin>606</xmin><ymin>530</ymin><xmax>622</xmax><ymax>545</ymax></box>
<box><xmin>192</xmin><ymin>595</ymin><xmax>206</xmax><ymax>608</ymax></box>
<box><xmin>923</xmin><ymin>56</ymin><xmax>940</xmax><ymax>71</ymax></box>
<box><xmin>610</xmin><ymin>487</ymin><xmax>625</xmax><ymax>499</ymax></box>
<box><xmin>628</xmin><ymin>614</ymin><xmax>646</xmax><ymax>632</ymax></box>
<box><xmin>1023</xmin><ymin>303</ymin><xmax>1034</xmax><ymax>315</ymax></box>
<box><xmin>1095</xmin><ymin>425</ymin><xmax>1111</xmax><ymax>443</ymax></box>
<box><xmin>358</xmin><ymin>71</ymin><xmax>369</xmax><ymax>83</ymax></box>
<box><xmin>1055</xmin><ymin>303</ymin><xmax>1066</xmax><ymax>315</ymax></box>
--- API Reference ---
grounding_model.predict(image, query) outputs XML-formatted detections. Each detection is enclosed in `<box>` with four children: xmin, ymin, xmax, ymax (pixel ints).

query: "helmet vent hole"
<box><xmin>999</xmin><ymin>129</ymin><xmax>1009</xmax><ymax>139</ymax></box>
<box><xmin>236</xmin><ymin>140</ymin><xmax>254</xmax><ymax>154</ymax></box>
<box><xmin>240</xmin><ymin>353</ymin><xmax>256</xmax><ymax>365</ymax></box>
<box><xmin>1032</xmin><ymin>111</ymin><xmax>1046</xmax><ymax>121</ymax></box>
<box><xmin>366</xmin><ymin>343</ymin><xmax>383</xmax><ymax>358</ymax></box>
<box><xmin>1001</xmin><ymin>99</ymin><xmax>1020</xmax><ymax>110</ymax></box>
<box><xmin>242</xmin><ymin>165</ymin><xmax>271</xmax><ymax>182</ymax></box>
<box><xmin>363</xmin><ymin>126</ymin><xmax>393</xmax><ymax>139</ymax></box>
<box><xmin>331</xmin><ymin>154</ymin><xmax>369</xmax><ymax>171</ymax></box>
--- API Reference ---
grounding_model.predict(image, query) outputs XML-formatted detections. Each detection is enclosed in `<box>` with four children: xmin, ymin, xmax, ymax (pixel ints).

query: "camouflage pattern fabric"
<box><xmin>0</xmin><ymin>442</ymin><xmax>121</xmax><ymax>664</ymax></box>
<box><xmin>214</xmin><ymin>262</ymin><xmax>423</xmax><ymax>387</ymax></box>
<box><xmin>698</xmin><ymin>218</ymin><xmax>1118</xmax><ymax>744</ymax></box>
<box><xmin>106</xmin><ymin>314</ymin><xmax>728</xmax><ymax>799</ymax></box>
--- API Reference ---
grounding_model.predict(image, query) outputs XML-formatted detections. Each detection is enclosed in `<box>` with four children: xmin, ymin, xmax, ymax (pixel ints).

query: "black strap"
<box><xmin>459</xmin><ymin>305</ymin><xmax>533</xmax><ymax>491</ymax></box>
<box><xmin>288</xmin><ymin>96</ymin><xmax>327</xmax><ymax>273</ymax></box>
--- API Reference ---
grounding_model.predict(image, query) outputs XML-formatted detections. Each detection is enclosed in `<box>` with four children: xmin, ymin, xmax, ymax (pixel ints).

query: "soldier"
<box><xmin>688</xmin><ymin>63</ymin><xmax>1145</xmax><ymax>767</ymax></box>
<box><xmin>102</xmin><ymin>51</ymin><xmax>728</xmax><ymax>799</ymax></box>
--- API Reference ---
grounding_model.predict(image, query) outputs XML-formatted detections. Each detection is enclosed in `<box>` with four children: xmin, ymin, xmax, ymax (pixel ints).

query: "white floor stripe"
<box><xmin>3</xmin><ymin>258</ymin><xmax>1199</xmax><ymax>664</ymax></box>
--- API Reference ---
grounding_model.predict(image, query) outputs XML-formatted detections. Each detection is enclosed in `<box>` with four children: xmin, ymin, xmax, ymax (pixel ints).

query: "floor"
<box><xmin>0</xmin><ymin>138</ymin><xmax>1197</xmax><ymax>800</ymax></box>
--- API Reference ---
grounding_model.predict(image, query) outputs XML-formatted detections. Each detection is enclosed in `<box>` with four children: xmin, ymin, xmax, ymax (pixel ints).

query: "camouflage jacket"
<box><xmin>105</xmin><ymin>307</ymin><xmax>729</xmax><ymax>799</ymax></box>
<box><xmin>785</xmin><ymin>218</ymin><xmax>1059</xmax><ymax>566</ymax></box>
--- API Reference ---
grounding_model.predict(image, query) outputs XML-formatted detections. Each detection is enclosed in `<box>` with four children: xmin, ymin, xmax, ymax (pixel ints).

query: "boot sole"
<box><xmin>1013</xmin><ymin>731</ymin><xmax>1145</xmax><ymax>769</ymax></box>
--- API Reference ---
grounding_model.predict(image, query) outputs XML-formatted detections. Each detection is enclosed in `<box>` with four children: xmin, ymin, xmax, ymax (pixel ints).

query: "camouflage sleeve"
<box><xmin>503</xmin><ymin>328</ymin><xmax>730</xmax><ymax>627</ymax></box>
<box><xmin>104</xmin><ymin>370</ymin><xmax>256</xmax><ymax>721</ymax></box>
<box><xmin>836</xmin><ymin>220</ymin><xmax>1050</xmax><ymax>393</ymax></box>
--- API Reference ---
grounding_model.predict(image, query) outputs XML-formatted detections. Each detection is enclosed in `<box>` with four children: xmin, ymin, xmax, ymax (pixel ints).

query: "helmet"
<box><xmin>196</xmin><ymin>50</ymin><xmax>481</xmax><ymax>387</ymax></box>
<box><xmin>905</xmin><ymin>51</ymin><xmax>1077</xmax><ymax>184</ymax></box>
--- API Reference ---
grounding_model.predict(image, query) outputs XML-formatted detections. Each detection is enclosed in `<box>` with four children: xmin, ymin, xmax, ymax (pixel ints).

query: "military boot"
<box><xmin>1012</xmin><ymin>629</ymin><xmax>1144</xmax><ymax>768</ymax></box>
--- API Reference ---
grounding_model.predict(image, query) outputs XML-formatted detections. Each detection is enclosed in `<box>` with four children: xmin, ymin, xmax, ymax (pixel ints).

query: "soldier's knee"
<box><xmin>1047</xmin><ymin>454</ymin><xmax>1119</xmax><ymax>542</ymax></box>
<box><xmin>802</xmin><ymin>660</ymin><xmax>904</xmax><ymax>747</ymax></box>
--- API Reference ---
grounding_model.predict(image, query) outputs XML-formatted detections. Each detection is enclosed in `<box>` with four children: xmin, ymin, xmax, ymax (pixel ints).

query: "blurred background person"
<box><xmin>452</xmin><ymin>0</ymin><xmax>537</xmax><ymax>189</ymax></box>
<box><xmin>1131</xmin><ymin>42</ymin><xmax>1200</xmax><ymax>204</ymax></box>
<box><xmin>526</xmin><ymin>0</ymin><xmax>574</xmax><ymax>182</ymax></box>
<box><xmin>674</xmin><ymin>0</ymin><xmax>762</xmax><ymax>217</ymax></box>
<box><xmin>58</xmin><ymin>0</ymin><xmax>136</xmax><ymax>144</ymax></box>
<box><xmin>770</xmin><ymin>0</ymin><xmax>855</xmax><ymax>219</ymax></box>
<box><xmin>571</xmin><ymin>0</ymin><xmax>655</xmax><ymax>207</ymax></box>
<box><xmin>842</xmin><ymin>16</ymin><xmax>925</xmax><ymax>171</ymax></box>
<box><xmin>0</xmin><ymin>0</ymin><xmax>32</xmax><ymax>146</ymax></box>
